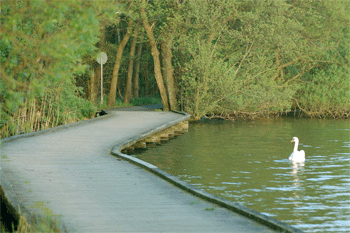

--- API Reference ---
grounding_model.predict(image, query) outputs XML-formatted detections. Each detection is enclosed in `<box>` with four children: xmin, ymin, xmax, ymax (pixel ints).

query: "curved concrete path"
<box><xmin>1</xmin><ymin>109</ymin><xmax>281</xmax><ymax>232</ymax></box>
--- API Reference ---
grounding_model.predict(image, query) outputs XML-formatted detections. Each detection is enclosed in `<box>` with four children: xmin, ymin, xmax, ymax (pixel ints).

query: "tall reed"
<box><xmin>0</xmin><ymin>88</ymin><xmax>83</xmax><ymax>138</ymax></box>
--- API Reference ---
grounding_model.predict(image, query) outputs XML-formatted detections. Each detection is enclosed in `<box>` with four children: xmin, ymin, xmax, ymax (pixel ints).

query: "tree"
<box><xmin>0</xmin><ymin>0</ymin><xmax>106</xmax><ymax>137</ymax></box>
<box><xmin>124</xmin><ymin>21</ymin><xmax>140</xmax><ymax>104</ymax></box>
<box><xmin>1</xmin><ymin>0</ymin><xmax>347</xmax><ymax>137</ymax></box>
<box><xmin>133</xmin><ymin>33</ymin><xmax>144</xmax><ymax>98</ymax></box>
<box><xmin>140</xmin><ymin>0</ymin><xmax>169</xmax><ymax>111</ymax></box>
<box><xmin>161</xmin><ymin>39</ymin><xmax>177</xmax><ymax>110</ymax></box>
<box><xmin>170</xmin><ymin>0</ymin><xmax>349</xmax><ymax>119</ymax></box>
<box><xmin>289</xmin><ymin>0</ymin><xmax>350</xmax><ymax>117</ymax></box>
<box><xmin>108</xmin><ymin>17</ymin><xmax>134</xmax><ymax>107</ymax></box>
<box><xmin>159</xmin><ymin>4</ymin><xmax>179</xmax><ymax>111</ymax></box>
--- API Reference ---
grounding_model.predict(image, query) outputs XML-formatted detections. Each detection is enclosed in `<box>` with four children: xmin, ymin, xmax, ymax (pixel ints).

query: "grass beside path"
<box><xmin>1</xmin><ymin>185</ymin><xmax>63</xmax><ymax>233</ymax></box>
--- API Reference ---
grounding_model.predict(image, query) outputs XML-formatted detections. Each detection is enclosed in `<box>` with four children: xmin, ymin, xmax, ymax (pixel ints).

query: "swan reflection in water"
<box><xmin>291</xmin><ymin>161</ymin><xmax>304</xmax><ymax>180</ymax></box>
<box><xmin>289</xmin><ymin>159</ymin><xmax>305</xmax><ymax>223</ymax></box>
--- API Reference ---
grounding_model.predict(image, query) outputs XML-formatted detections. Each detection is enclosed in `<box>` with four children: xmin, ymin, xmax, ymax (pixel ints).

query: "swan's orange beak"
<box><xmin>290</xmin><ymin>139</ymin><xmax>295</xmax><ymax>143</ymax></box>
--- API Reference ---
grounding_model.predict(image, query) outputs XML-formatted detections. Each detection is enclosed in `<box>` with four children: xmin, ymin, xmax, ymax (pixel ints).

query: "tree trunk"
<box><xmin>140</xmin><ymin>1</ymin><xmax>169</xmax><ymax>111</ymax></box>
<box><xmin>133</xmin><ymin>33</ymin><xmax>143</xmax><ymax>98</ymax></box>
<box><xmin>144</xmin><ymin>60</ymin><xmax>149</xmax><ymax>96</ymax></box>
<box><xmin>161</xmin><ymin>38</ymin><xmax>177</xmax><ymax>110</ymax></box>
<box><xmin>107</xmin><ymin>18</ymin><xmax>133</xmax><ymax>107</ymax></box>
<box><xmin>124</xmin><ymin>23</ymin><xmax>139</xmax><ymax>104</ymax></box>
<box><xmin>89</xmin><ymin>69</ymin><xmax>96</xmax><ymax>103</ymax></box>
<box><xmin>161</xmin><ymin>42</ymin><xmax>168</xmax><ymax>90</ymax></box>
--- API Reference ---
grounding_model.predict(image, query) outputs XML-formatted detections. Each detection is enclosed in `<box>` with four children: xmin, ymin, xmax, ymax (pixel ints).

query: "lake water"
<box><xmin>130</xmin><ymin>117</ymin><xmax>350</xmax><ymax>232</ymax></box>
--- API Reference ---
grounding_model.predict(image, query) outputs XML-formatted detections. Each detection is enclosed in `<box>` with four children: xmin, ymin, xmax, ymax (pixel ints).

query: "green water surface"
<box><xmin>131</xmin><ymin>118</ymin><xmax>350</xmax><ymax>232</ymax></box>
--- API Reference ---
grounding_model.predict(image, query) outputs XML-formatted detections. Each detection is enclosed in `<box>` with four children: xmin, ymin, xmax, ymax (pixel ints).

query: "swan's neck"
<box><xmin>293</xmin><ymin>141</ymin><xmax>299</xmax><ymax>153</ymax></box>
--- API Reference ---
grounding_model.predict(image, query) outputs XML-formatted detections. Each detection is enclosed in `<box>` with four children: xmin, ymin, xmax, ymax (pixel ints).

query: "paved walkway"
<box><xmin>1</xmin><ymin>109</ymin><xmax>278</xmax><ymax>232</ymax></box>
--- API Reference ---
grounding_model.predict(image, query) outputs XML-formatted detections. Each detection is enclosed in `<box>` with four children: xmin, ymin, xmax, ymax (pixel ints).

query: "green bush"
<box><xmin>179</xmin><ymin>43</ymin><xmax>240</xmax><ymax>120</ymax></box>
<box><xmin>295</xmin><ymin>65</ymin><xmax>350</xmax><ymax>118</ymax></box>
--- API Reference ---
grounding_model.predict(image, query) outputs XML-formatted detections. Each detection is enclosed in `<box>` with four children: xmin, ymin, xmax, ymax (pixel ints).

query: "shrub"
<box><xmin>295</xmin><ymin>65</ymin><xmax>350</xmax><ymax>118</ymax></box>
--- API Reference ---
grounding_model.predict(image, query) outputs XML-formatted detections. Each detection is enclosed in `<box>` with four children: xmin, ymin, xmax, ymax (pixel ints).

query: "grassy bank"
<box><xmin>1</xmin><ymin>185</ymin><xmax>63</xmax><ymax>233</ymax></box>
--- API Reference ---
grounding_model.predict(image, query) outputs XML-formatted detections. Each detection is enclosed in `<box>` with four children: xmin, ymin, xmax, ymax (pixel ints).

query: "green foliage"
<box><xmin>295</xmin><ymin>65</ymin><xmax>350</xmax><ymax>118</ymax></box>
<box><xmin>0</xmin><ymin>0</ymin><xmax>348</xmax><ymax>134</ymax></box>
<box><xmin>174</xmin><ymin>0</ymin><xmax>299</xmax><ymax>119</ymax></box>
<box><xmin>172</xmin><ymin>0</ymin><xmax>350</xmax><ymax>119</ymax></box>
<box><xmin>95</xmin><ymin>96</ymin><xmax>161</xmax><ymax>110</ymax></box>
<box><xmin>95</xmin><ymin>96</ymin><xmax>132</xmax><ymax>110</ymax></box>
<box><xmin>0</xmin><ymin>0</ymin><xmax>109</xmax><ymax>137</ymax></box>
<box><xmin>130</xmin><ymin>96</ymin><xmax>162</xmax><ymax>106</ymax></box>
<box><xmin>179</xmin><ymin>41</ymin><xmax>241</xmax><ymax>120</ymax></box>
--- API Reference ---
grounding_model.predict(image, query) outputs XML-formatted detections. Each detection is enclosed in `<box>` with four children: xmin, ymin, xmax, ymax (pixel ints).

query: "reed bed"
<box><xmin>1</xmin><ymin>89</ymin><xmax>83</xmax><ymax>139</ymax></box>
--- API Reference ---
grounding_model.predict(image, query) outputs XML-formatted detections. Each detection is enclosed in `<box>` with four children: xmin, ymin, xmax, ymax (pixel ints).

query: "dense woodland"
<box><xmin>1</xmin><ymin>0</ymin><xmax>349</xmax><ymax>137</ymax></box>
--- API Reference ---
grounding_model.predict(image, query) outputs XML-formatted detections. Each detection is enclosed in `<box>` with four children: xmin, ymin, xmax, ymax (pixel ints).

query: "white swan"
<box><xmin>289</xmin><ymin>137</ymin><xmax>305</xmax><ymax>162</ymax></box>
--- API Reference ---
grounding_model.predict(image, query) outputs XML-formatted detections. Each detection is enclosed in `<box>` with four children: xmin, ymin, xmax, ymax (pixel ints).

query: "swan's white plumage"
<box><xmin>289</xmin><ymin>137</ymin><xmax>305</xmax><ymax>162</ymax></box>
